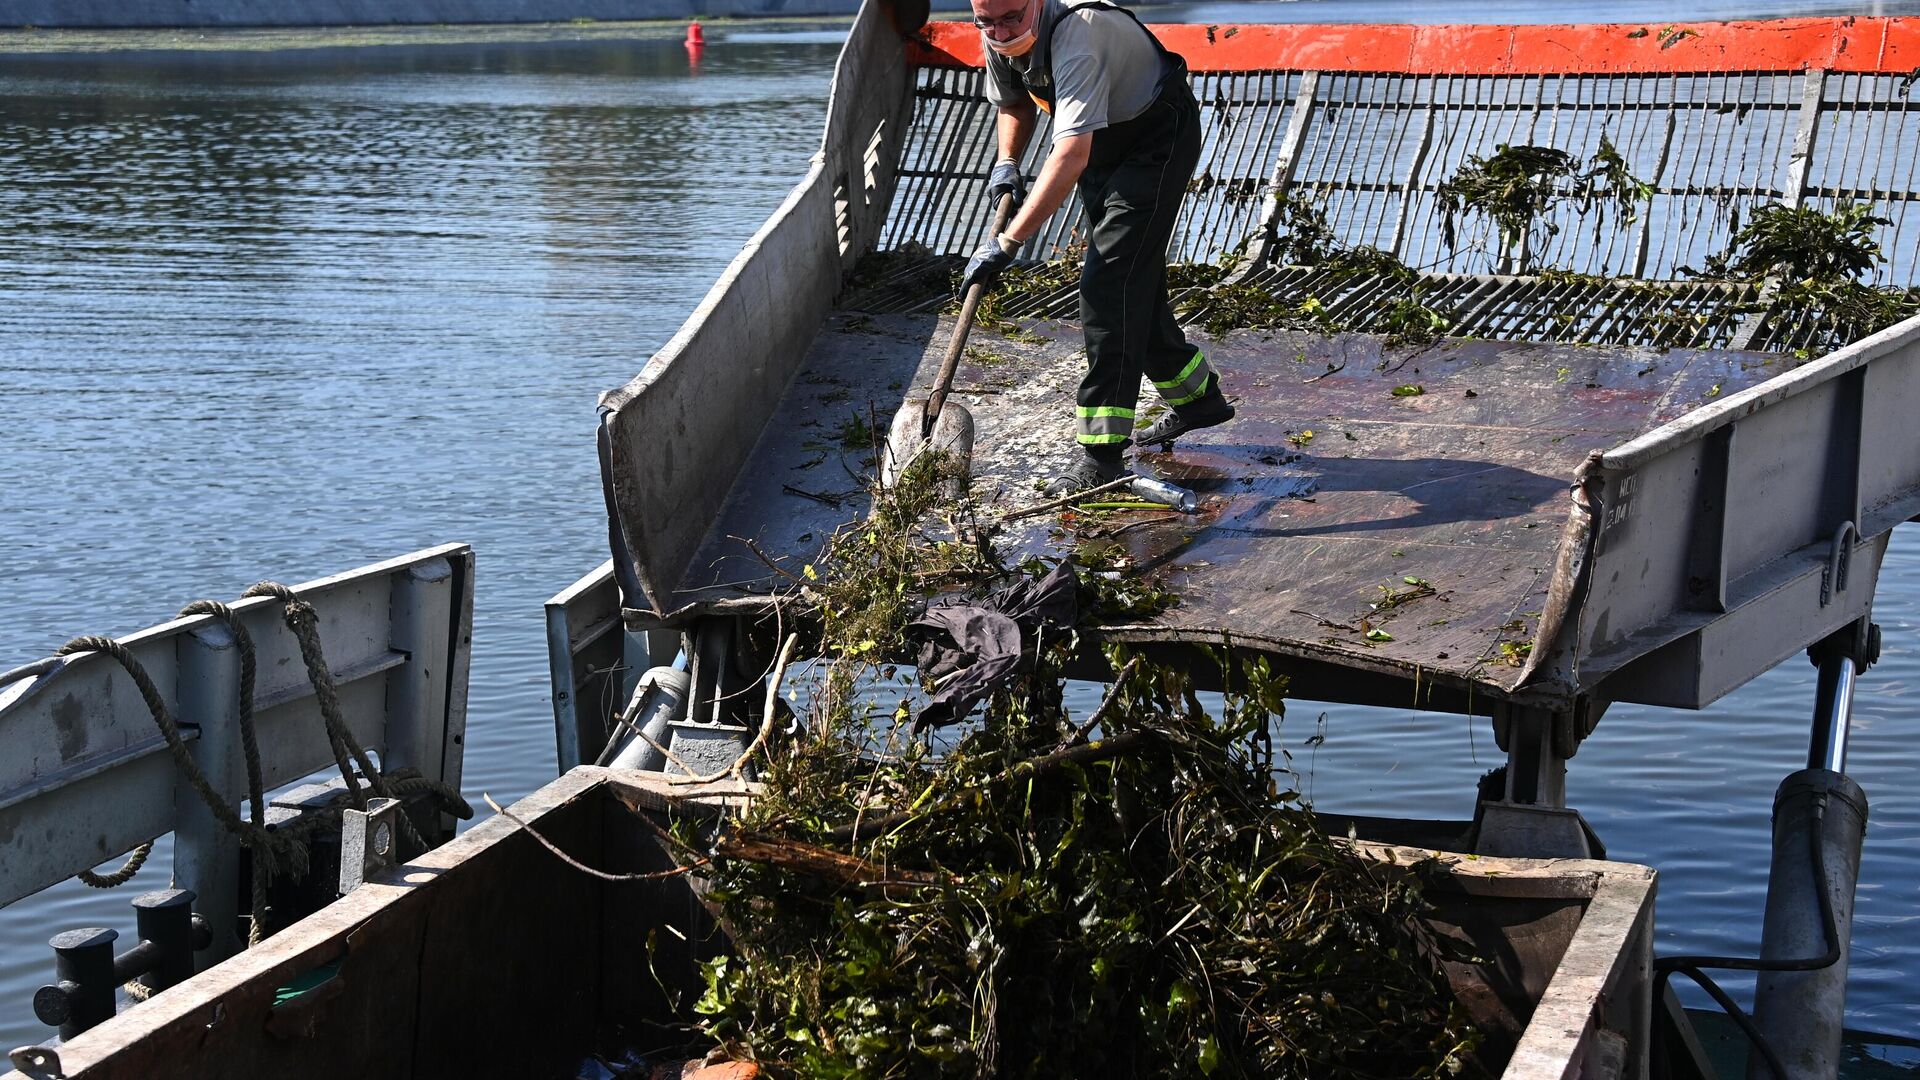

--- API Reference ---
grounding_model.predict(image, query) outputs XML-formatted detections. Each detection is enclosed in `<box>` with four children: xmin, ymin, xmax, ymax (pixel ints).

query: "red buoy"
<box><xmin>685</xmin><ymin>19</ymin><xmax>705</xmax><ymax>72</ymax></box>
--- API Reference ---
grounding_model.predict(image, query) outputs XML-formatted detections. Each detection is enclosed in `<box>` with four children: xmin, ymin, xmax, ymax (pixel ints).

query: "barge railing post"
<box><xmin>1730</xmin><ymin>68</ymin><xmax>1827</xmax><ymax>352</ymax></box>
<box><xmin>386</xmin><ymin>558</ymin><xmax>454</xmax><ymax>788</ymax></box>
<box><xmin>176</xmin><ymin>621</ymin><xmax>244</xmax><ymax>965</ymax></box>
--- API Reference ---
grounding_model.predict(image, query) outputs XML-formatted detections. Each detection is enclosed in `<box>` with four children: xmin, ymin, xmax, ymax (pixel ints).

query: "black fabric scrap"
<box><xmin>906</xmin><ymin>561</ymin><xmax>1079</xmax><ymax>729</ymax></box>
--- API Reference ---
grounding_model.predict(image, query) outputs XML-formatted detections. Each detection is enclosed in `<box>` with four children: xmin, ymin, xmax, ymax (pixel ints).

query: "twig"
<box><xmin>668</xmin><ymin>633</ymin><xmax>800</xmax><ymax>786</ymax></box>
<box><xmin>714</xmin><ymin>829</ymin><xmax>948</xmax><ymax>888</ymax></box>
<box><xmin>995</xmin><ymin>476</ymin><xmax>1136</xmax><ymax>522</ymax></box>
<box><xmin>1290</xmin><ymin>608</ymin><xmax>1357</xmax><ymax>632</ymax></box>
<box><xmin>728</xmin><ymin>536</ymin><xmax>808</xmax><ymax>585</ymax></box>
<box><xmin>1060</xmin><ymin>657</ymin><xmax>1144</xmax><ymax>749</ymax></box>
<box><xmin>782</xmin><ymin>484</ymin><xmax>848</xmax><ymax>507</ymax></box>
<box><xmin>1095</xmin><ymin>513</ymin><xmax>1183</xmax><ymax>540</ymax></box>
<box><xmin>484</xmin><ymin>793</ymin><xmax>710</xmax><ymax>883</ymax></box>
<box><xmin>1304</xmin><ymin>361</ymin><xmax>1347</xmax><ymax>383</ymax></box>
<box><xmin>610</xmin><ymin>788</ymin><xmax>718</xmax><ymax>859</ymax></box>
<box><xmin>827</xmin><ymin>729</ymin><xmax>1157</xmax><ymax>845</ymax></box>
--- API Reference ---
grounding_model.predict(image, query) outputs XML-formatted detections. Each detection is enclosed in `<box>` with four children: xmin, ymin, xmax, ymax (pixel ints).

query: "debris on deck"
<box><xmin>674</xmin><ymin>310</ymin><xmax>1792</xmax><ymax>702</ymax></box>
<box><xmin>666</xmin><ymin>466</ymin><xmax>1481</xmax><ymax>1079</ymax></box>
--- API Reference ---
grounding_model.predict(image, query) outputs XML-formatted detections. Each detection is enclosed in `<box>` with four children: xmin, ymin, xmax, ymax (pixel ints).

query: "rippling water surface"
<box><xmin>2</xmin><ymin>14</ymin><xmax>1919</xmax><ymax>1059</ymax></box>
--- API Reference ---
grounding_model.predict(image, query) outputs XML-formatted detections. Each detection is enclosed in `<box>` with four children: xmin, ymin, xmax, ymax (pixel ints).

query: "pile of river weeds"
<box><xmin>679</xmin><ymin>467</ymin><xmax>1480</xmax><ymax>1079</ymax></box>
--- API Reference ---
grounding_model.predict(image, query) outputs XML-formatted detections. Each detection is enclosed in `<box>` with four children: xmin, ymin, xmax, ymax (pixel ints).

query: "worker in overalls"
<box><xmin>961</xmin><ymin>0</ymin><xmax>1234</xmax><ymax>493</ymax></box>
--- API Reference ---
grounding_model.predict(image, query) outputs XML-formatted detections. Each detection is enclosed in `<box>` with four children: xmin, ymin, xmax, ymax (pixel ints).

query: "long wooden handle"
<box><xmin>924</xmin><ymin>191</ymin><xmax>1019</xmax><ymax>436</ymax></box>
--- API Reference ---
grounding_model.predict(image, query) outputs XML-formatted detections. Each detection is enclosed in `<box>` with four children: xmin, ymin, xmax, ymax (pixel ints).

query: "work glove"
<box><xmin>987</xmin><ymin>158</ymin><xmax>1025</xmax><ymax>206</ymax></box>
<box><xmin>962</xmin><ymin>234</ymin><xmax>1019</xmax><ymax>292</ymax></box>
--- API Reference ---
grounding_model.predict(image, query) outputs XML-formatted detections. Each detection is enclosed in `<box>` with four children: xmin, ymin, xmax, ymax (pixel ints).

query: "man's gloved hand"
<box><xmin>962</xmin><ymin>234</ymin><xmax>1019</xmax><ymax>292</ymax></box>
<box><xmin>987</xmin><ymin>158</ymin><xmax>1025</xmax><ymax>206</ymax></box>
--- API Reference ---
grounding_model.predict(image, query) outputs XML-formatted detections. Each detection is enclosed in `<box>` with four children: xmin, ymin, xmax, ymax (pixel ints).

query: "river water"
<box><xmin>2</xmin><ymin>4</ymin><xmax>1918</xmax><ymax>1060</ymax></box>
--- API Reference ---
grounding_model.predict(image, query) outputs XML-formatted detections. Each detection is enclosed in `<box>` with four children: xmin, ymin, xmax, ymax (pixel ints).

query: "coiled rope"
<box><xmin>57</xmin><ymin>581</ymin><xmax>471</xmax><ymax>960</ymax></box>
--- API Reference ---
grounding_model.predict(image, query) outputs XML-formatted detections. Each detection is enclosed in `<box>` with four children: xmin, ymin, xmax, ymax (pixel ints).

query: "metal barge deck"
<box><xmin>590</xmin><ymin>10</ymin><xmax>1920</xmax><ymax>824</ymax></box>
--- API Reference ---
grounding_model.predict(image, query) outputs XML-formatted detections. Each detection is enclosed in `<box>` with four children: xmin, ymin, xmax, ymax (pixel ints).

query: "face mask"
<box><xmin>983</xmin><ymin>0</ymin><xmax>1038</xmax><ymax>56</ymax></box>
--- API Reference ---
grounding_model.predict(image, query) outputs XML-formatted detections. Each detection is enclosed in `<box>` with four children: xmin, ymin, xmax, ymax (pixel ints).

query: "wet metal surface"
<box><xmin>671</xmin><ymin>315</ymin><xmax>1791</xmax><ymax>699</ymax></box>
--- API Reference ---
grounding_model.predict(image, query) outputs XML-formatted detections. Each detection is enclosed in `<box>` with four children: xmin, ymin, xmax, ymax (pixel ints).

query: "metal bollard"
<box><xmin>33</xmin><ymin>928</ymin><xmax>117</xmax><ymax>1041</ymax></box>
<box><xmin>130</xmin><ymin>889</ymin><xmax>202</xmax><ymax>992</ymax></box>
<box><xmin>32</xmin><ymin>889</ymin><xmax>210</xmax><ymax>1040</ymax></box>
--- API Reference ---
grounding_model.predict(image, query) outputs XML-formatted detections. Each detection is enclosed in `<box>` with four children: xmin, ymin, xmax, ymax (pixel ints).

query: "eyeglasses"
<box><xmin>971</xmin><ymin>7</ymin><xmax>1027</xmax><ymax>32</ymax></box>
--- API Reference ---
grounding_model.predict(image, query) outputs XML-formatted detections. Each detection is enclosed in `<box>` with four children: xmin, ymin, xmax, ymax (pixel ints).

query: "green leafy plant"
<box><xmin>1435</xmin><ymin>138</ymin><xmax>1652</xmax><ymax>270</ymax></box>
<box><xmin>1701</xmin><ymin>200</ymin><xmax>1892</xmax><ymax>282</ymax></box>
<box><xmin>696</xmin><ymin>641</ymin><xmax>1480</xmax><ymax>1078</ymax></box>
<box><xmin>1696</xmin><ymin>200</ymin><xmax>1920</xmax><ymax>354</ymax></box>
<box><xmin>675</xmin><ymin>465</ymin><xmax>1479</xmax><ymax>1078</ymax></box>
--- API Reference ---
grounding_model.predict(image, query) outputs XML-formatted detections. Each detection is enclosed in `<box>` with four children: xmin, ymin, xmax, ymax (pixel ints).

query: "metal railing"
<box><xmin>0</xmin><ymin>544</ymin><xmax>473</xmax><ymax>963</ymax></box>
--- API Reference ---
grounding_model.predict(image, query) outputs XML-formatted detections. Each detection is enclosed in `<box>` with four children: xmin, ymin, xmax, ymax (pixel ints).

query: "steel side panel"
<box><xmin>1575</xmin><ymin>319</ymin><xmax>1920</xmax><ymax>702</ymax></box>
<box><xmin>599</xmin><ymin>0</ymin><xmax>909</xmax><ymax>612</ymax></box>
<box><xmin>1719</xmin><ymin>384</ymin><xmax>1844</xmax><ymax>582</ymax></box>
<box><xmin>549</xmin><ymin>559</ymin><xmax>620</xmax><ymax>647</ymax></box>
<box><xmin>1597</xmin><ymin>534</ymin><xmax>1885</xmax><ymax>709</ymax></box>
<box><xmin>1859</xmin><ymin>358</ymin><xmax>1920</xmax><ymax>532</ymax></box>
<box><xmin>1581</xmin><ymin>449</ymin><xmax>1710</xmax><ymax>658</ymax></box>
<box><xmin>0</xmin><ymin>754</ymin><xmax>175</xmax><ymax>906</ymax></box>
<box><xmin>437</xmin><ymin>549</ymin><xmax>475</xmax><ymax>805</ymax></box>
<box><xmin>253</xmin><ymin>676</ymin><xmax>393</xmax><ymax>790</ymax></box>
<box><xmin>0</xmin><ymin>545</ymin><xmax>473</xmax><ymax>908</ymax></box>
<box><xmin>547</xmin><ymin>561</ymin><xmax>626</xmax><ymax>771</ymax></box>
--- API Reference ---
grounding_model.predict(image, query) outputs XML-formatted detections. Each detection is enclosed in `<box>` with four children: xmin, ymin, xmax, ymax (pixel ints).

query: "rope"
<box><xmin>176</xmin><ymin>599</ymin><xmax>275</xmax><ymax>945</ymax></box>
<box><xmin>242</xmin><ymin>582</ymin><xmax>374</xmax><ymax>810</ymax></box>
<box><xmin>58</xmin><ymin>582</ymin><xmax>474</xmax><ymax>947</ymax></box>
<box><xmin>77</xmin><ymin>841</ymin><xmax>152</xmax><ymax>889</ymax></box>
<box><xmin>241</xmin><ymin>581</ymin><xmax>432</xmax><ymax>855</ymax></box>
<box><xmin>56</xmin><ymin>636</ymin><xmax>286</xmax><ymax>878</ymax></box>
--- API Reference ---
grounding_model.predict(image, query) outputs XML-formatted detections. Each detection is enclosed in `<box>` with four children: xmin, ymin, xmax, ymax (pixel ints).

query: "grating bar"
<box><xmin>877</xmin><ymin>60</ymin><xmax>1920</xmax><ymax>353</ymax></box>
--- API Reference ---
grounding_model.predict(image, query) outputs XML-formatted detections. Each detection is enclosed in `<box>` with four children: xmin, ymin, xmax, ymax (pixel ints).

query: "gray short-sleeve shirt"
<box><xmin>984</xmin><ymin>0</ymin><xmax>1169</xmax><ymax>141</ymax></box>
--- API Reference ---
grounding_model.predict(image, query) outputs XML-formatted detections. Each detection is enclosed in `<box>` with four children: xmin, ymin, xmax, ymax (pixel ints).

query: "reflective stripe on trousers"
<box><xmin>1076</xmin><ymin>404</ymin><xmax>1134</xmax><ymax>445</ymax></box>
<box><xmin>1153</xmin><ymin>349</ymin><xmax>1215</xmax><ymax>407</ymax></box>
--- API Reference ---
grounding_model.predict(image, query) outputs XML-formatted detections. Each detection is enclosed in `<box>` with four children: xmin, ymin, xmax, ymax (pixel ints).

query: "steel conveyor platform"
<box><xmin>590</xmin><ymin>10</ymin><xmax>1920</xmax><ymax>786</ymax></box>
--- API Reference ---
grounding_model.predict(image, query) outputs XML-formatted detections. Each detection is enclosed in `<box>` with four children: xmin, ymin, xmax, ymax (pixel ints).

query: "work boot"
<box><xmin>1045</xmin><ymin>448</ymin><xmax>1131</xmax><ymax>498</ymax></box>
<box><xmin>1137</xmin><ymin>393</ymin><xmax>1236</xmax><ymax>451</ymax></box>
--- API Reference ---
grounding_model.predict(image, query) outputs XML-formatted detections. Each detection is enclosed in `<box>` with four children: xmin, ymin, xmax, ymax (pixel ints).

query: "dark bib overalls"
<box><xmin>1008</xmin><ymin>1</ymin><xmax>1223</xmax><ymax>454</ymax></box>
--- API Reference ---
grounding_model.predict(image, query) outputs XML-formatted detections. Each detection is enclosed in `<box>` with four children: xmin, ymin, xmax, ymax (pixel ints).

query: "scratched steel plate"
<box><xmin>672</xmin><ymin>311</ymin><xmax>1792</xmax><ymax>697</ymax></box>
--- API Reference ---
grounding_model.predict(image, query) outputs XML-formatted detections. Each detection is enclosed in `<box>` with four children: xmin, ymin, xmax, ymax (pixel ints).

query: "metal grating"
<box><xmin>880</xmin><ymin>66</ymin><xmax>1300</xmax><ymax>266</ymax></box>
<box><xmin>837</xmin><ymin>255</ymin><xmax>1769</xmax><ymax>351</ymax></box>
<box><xmin>870</xmin><ymin>58</ymin><xmax>1920</xmax><ymax>354</ymax></box>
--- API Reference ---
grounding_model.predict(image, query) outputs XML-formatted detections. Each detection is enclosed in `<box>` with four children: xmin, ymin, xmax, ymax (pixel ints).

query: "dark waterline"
<box><xmin>2</xmin><ymin>16</ymin><xmax>1918</xmax><ymax>1059</ymax></box>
